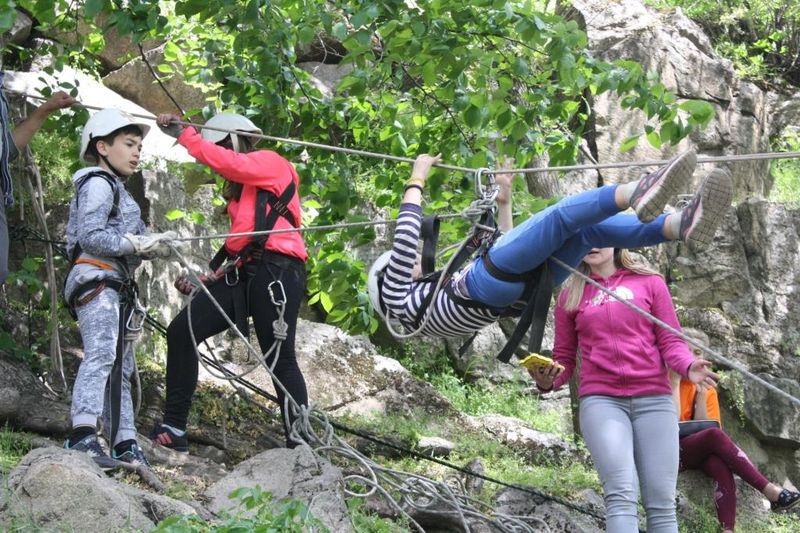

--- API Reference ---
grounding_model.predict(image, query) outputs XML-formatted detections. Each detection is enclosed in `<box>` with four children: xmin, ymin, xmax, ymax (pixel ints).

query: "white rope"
<box><xmin>549</xmin><ymin>256</ymin><xmax>800</xmax><ymax>408</ymax></box>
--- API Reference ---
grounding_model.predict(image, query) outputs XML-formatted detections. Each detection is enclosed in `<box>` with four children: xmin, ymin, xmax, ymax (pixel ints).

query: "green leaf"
<box><xmin>165</xmin><ymin>209</ymin><xmax>186</xmax><ymax>221</ymax></box>
<box><xmin>678</xmin><ymin>100</ymin><xmax>715</xmax><ymax>125</ymax></box>
<box><xmin>619</xmin><ymin>134</ymin><xmax>640</xmax><ymax>153</ymax></box>
<box><xmin>646</xmin><ymin>129</ymin><xmax>662</xmax><ymax>149</ymax></box>
<box><xmin>84</xmin><ymin>0</ymin><xmax>106</xmax><ymax>18</ymax></box>
<box><xmin>463</xmin><ymin>105</ymin><xmax>483</xmax><ymax>128</ymax></box>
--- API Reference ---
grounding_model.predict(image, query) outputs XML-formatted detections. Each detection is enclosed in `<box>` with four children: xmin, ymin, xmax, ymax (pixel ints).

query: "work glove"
<box><xmin>124</xmin><ymin>231</ymin><xmax>178</xmax><ymax>259</ymax></box>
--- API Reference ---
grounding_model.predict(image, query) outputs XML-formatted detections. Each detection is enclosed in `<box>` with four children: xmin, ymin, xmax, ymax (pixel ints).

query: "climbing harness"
<box><xmin>368</xmin><ymin>167</ymin><xmax>555</xmax><ymax>364</ymax></box>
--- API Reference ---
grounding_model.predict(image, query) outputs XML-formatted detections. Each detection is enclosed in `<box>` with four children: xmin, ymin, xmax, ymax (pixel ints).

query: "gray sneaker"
<box><xmin>64</xmin><ymin>434</ymin><xmax>118</xmax><ymax>471</ymax></box>
<box><xmin>630</xmin><ymin>150</ymin><xmax>697</xmax><ymax>223</ymax></box>
<box><xmin>679</xmin><ymin>168</ymin><xmax>733</xmax><ymax>251</ymax></box>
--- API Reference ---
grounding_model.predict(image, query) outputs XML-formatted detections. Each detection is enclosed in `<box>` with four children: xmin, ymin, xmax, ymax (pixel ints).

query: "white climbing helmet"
<box><xmin>79</xmin><ymin>108</ymin><xmax>151</xmax><ymax>163</ymax></box>
<box><xmin>367</xmin><ymin>251</ymin><xmax>393</xmax><ymax>324</ymax></box>
<box><xmin>201</xmin><ymin>113</ymin><xmax>262</xmax><ymax>153</ymax></box>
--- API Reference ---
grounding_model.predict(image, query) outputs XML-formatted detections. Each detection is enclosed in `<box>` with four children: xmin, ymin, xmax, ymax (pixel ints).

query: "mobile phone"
<box><xmin>519</xmin><ymin>353</ymin><xmax>563</xmax><ymax>372</ymax></box>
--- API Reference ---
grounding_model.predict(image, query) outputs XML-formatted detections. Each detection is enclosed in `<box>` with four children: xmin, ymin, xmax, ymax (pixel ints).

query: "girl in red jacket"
<box><xmin>532</xmin><ymin>247</ymin><xmax>717</xmax><ymax>532</ymax></box>
<box><xmin>671</xmin><ymin>328</ymin><xmax>800</xmax><ymax>532</ymax></box>
<box><xmin>151</xmin><ymin>112</ymin><xmax>309</xmax><ymax>451</ymax></box>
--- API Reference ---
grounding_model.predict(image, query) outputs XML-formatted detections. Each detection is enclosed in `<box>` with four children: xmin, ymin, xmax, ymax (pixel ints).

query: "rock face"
<box><xmin>0</xmin><ymin>447</ymin><xmax>196</xmax><ymax>531</ymax></box>
<box><xmin>568</xmin><ymin>0</ymin><xmax>771</xmax><ymax>197</ymax></box>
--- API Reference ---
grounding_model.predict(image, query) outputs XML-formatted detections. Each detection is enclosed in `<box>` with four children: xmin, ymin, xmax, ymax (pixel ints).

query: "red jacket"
<box><xmin>551</xmin><ymin>269</ymin><xmax>694</xmax><ymax>398</ymax></box>
<box><xmin>179</xmin><ymin>128</ymin><xmax>307</xmax><ymax>262</ymax></box>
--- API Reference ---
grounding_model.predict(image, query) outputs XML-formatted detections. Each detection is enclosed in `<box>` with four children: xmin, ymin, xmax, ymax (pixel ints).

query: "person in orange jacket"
<box><xmin>671</xmin><ymin>328</ymin><xmax>800</xmax><ymax>532</ymax></box>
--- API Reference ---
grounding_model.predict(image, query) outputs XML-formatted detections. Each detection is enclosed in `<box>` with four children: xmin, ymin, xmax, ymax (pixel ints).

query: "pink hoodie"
<box><xmin>551</xmin><ymin>268</ymin><xmax>694</xmax><ymax>397</ymax></box>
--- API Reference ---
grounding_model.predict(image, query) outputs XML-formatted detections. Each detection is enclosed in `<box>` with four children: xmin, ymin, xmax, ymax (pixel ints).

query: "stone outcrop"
<box><xmin>567</xmin><ymin>0</ymin><xmax>771</xmax><ymax>197</ymax></box>
<box><xmin>0</xmin><ymin>447</ymin><xmax>196</xmax><ymax>531</ymax></box>
<box><xmin>203</xmin><ymin>445</ymin><xmax>351</xmax><ymax>532</ymax></box>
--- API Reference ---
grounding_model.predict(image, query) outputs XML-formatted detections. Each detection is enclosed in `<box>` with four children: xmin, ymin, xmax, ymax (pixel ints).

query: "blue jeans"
<box><xmin>464</xmin><ymin>185</ymin><xmax>667</xmax><ymax>307</ymax></box>
<box><xmin>580</xmin><ymin>395</ymin><xmax>680</xmax><ymax>533</ymax></box>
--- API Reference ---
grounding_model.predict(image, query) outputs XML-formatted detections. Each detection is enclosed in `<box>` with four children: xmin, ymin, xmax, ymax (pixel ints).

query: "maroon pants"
<box><xmin>679</xmin><ymin>427</ymin><xmax>769</xmax><ymax>530</ymax></box>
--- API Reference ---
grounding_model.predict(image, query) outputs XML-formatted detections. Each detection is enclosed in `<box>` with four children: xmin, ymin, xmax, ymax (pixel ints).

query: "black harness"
<box><xmin>207</xmin><ymin>182</ymin><xmax>299</xmax><ymax>336</ymax></box>
<box><xmin>406</xmin><ymin>211</ymin><xmax>554</xmax><ymax>364</ymax></box>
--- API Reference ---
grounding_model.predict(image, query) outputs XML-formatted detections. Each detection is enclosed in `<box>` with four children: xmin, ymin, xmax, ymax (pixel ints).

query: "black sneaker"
<box><xmin>771</xmin><ymin>488</ymin><xmax>800</xmax><ymax>512</ymax></box>
<box><xmin>64</xmin><ymin>434</ymin><xmax>118</xmax><ymax>471</ymax></box>
<box><xmin>112</xmin><ymin>441</ymin><xmax>151</xmax><ymax>468</ymax></box>
<box><xmin>150</xmin><ymin>423</ymin><xmax>189</xmax><ymax>453</ymax></box>
<box><xmin>630</xmin><ymin>149</ymin><xmax>697</xmax><ymax>223</ymax></box>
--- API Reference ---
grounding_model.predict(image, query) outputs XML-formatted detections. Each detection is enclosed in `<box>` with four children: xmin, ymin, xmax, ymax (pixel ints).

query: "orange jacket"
<box><xmin>179</xmin><ymin>127</ymin><xmax>307</xmax><ymax>262</ymax></box>
<box><xmin>679</xmin><ymin>379</ymin><xmax>721</xmax><ymax>424</ymax></box>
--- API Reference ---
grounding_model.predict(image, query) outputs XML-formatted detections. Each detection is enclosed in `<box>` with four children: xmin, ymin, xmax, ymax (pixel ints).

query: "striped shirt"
<box><xmin>381</xmin><ymin>203</ymin><xmax>500</xmax><ymax>338</ymax></box>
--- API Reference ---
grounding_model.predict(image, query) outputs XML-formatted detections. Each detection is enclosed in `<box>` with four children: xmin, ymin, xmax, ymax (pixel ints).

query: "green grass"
<box><xmin>0</xmin><ymin>424</ymin><xmax>34</xmax><ymax>473</ymax></box>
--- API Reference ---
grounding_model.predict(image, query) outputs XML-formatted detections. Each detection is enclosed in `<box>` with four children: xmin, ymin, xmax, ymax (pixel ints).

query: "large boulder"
<box><xmin>0</xmin><ymin>447</ymin><xmax>196</xmax><ymax>531</ymax></box>
<box><xmin>102</xmin><ymin>45</ymin><xmax>208</xmax><ymax>115</ymax></box>
<box><xmin>203</xmin><ymin>445</ymin><xmax>351</xmax><ymax>532</ymax></box>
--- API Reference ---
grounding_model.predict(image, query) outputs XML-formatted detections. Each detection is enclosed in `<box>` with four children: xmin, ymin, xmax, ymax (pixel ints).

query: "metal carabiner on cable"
<box><xmin>475</xmin><ymin>167</ymin><xmax>497</xmax><ymax>199</ymax></box>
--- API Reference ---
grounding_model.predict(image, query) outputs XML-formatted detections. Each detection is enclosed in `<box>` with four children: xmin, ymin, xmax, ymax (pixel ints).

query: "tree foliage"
<box><xmin>4</xmin><ymin>0</ymin><xmax>714</xmax><ymax>333</ymax></box>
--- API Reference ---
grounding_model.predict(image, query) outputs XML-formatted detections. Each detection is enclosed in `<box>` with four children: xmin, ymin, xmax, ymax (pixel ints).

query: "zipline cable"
<box><xmin>13</xmin><ymin>91</ymin><xmax>800</xmax><ymax>176</ymax></box>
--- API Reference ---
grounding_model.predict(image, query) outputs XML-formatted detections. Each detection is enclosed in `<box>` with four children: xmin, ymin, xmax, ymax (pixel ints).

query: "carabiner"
<box><xmin>473</xmin><ymin>167</ymin><xmax>495</xmax><ymax>200</ymax></box>
<box><xmin>268</xmin><ymin>280</ymin><xmax>287</xmax><ymax>306</ymax></box>
<box><xmin>224</xmin><ymin>259</ymin><xmax>240</xmax><ymax>286</ymax></box>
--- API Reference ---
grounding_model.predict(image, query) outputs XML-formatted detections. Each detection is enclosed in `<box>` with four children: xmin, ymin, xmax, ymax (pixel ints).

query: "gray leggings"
<box><xmin>71</xmin><ymin>288</ymin><xmax>136</xmax><ymax>445</ymax></box>
<box><xmin>580</xmin><ymin>394</ymin><xmax>679</xmax><ymax>533</ymax></box>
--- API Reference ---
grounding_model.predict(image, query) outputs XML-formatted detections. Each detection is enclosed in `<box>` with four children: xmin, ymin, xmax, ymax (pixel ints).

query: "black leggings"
<box><xmin>163</xmin><ymin>255</ymin><xmax>308</xmax><ymax>445</ymax></box>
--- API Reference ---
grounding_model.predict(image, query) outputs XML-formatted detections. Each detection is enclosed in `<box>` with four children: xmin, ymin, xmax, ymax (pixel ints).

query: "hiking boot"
<box><xmin>679</xmin><ymin>168</ymin><xmax>733</xmax><ymax>251</ymax></box>
<box><xmin>112</xmin><ymin>441</ymin><xmax>151</xmax><ymax>468</ymax></box>
<box><xmin>64</xmin><ymin>434</ymin><xmax>118</xmax><ymax>471</ymax></box>
<box><xmin>150</xmin><ymin>423</ymin><xmax>189</xmax><ymax>453</ymax></box>
<box><xmin>630</xmin><ymin>149</ymin><xmax>697</xmax><ymax>223</ymax></box>
<box><xmin>771</xmin><ymin>488</ymin><xmax>800</xmax><ymax>512</ymax></box>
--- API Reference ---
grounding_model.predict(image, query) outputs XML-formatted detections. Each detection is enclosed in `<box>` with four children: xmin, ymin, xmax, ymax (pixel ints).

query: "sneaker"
<box><xmin>630</xmin><ymin>149</ymin><xmax>697</xmax><ymax>223</ymax></box>
<box><xmin>112</xmin><ymin>441</ymin><xmax>151</xmax><ymax>468</ymax></box>
<box><xmin>771</xmin><ymin>488</ymin><xmax>800</xmax><ymax>512</ymax></box>
<box><xmin>150</xmin><ymin>423</ymin><xmax>189</xmax><ymax>453</ymax></box>
<box><xmin>64</xmin><ymin>434</ymin><xmax>118</xmax><ymax>471</ymax></box>
<box><xmin>679</xmin><ymin>168</ymin><xmax>733</xmax><ymax>251</ymax></box>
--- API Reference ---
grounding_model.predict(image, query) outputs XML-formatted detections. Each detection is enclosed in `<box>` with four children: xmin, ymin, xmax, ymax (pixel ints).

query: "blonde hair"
<box><xmin>560</xmin><ymin>249</ymin><xmax>662</xmax><ymax>311</ymax></box>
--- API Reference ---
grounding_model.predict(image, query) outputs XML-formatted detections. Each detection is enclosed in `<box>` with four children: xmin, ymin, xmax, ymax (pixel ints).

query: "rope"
<box><xmin>168</xmin><ymin>315</ymin><xmax>604</xmax><ymax>523</ymax></box>
<box><xmin>12</xmin><ymin>90</ymin><xmax>800</xmax><ymax>177</ymax></box>
<box><xmin>548</xmin><ymin>256</ymin><xmax>800</xmax><ymax>408</ymax></box>
<box><xmin>161</xmin><ymin>242</ymin><xmax>604</xmax><ymax>531</ymax></box>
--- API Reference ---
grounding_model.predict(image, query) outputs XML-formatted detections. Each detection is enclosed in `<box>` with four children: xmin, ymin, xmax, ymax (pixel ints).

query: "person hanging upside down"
<box><xmin>151</xmin><ymin>112</ymin><xmax>309</xmax><ymax>452</ymax></box>
<box><xmin>369</xmin><ymin>149</ymin><xmax>733</xmax><ymax>340</ymax></box>
<box><xmin>671</xmin><ymin>328</ymin><xmax>800</xmax><ymax>532</ymax></box>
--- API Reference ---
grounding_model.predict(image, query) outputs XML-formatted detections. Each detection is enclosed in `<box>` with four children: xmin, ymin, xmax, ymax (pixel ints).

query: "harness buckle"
<box><xmin>268</xmin><ymin>280</ymin><xmax>286</xmax><ymax>306</ymax></box>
